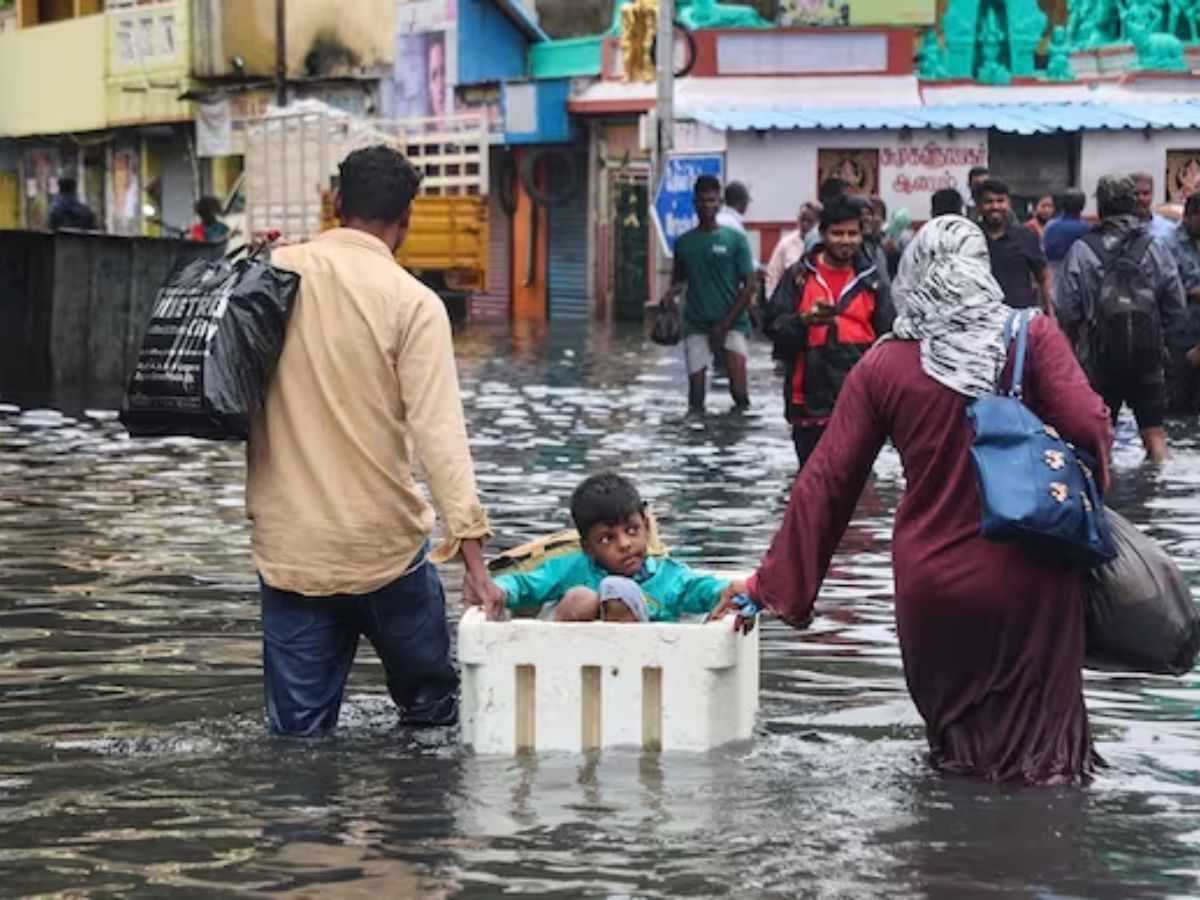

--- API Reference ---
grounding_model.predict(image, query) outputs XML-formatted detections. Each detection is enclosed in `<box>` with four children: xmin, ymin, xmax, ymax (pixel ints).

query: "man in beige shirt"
<box><xmin>247</xmin><ymin>144</ymin><xmax>493</xmax><ymax>736</ymax></box>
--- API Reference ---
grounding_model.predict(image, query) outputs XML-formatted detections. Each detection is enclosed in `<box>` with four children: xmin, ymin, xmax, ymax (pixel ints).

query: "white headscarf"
<box><xmin>891</xmin><ymin>215</ymin><xmax>1014</xmax><ymax>399</ymax></box>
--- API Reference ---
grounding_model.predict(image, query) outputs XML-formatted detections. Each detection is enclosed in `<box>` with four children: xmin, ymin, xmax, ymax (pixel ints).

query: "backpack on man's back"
<box><xmin>1082</xmin><ymin>231</ymin><xmax>1161</xmax><ymax>380</ymax></box>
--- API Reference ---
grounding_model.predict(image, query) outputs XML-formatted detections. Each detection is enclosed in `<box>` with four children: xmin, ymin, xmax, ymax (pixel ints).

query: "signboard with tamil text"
<box><xmin>652</xmin><ymin>152</ymin><xmax>725</xmax><ymax>256</ymax></box>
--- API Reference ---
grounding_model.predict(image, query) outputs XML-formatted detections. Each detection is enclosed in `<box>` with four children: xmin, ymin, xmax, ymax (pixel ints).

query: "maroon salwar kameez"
<box><xmin>749</xmin><ymin>316</ymin><xmax>1112</xmax><ymax>785</ymax></box>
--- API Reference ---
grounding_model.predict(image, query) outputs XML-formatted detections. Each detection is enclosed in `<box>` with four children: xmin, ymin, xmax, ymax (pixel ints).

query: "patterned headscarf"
<box><xmin>891</xmin><ymin>215</ymin><xmax>1013</xmax><ymax>399</ymax></box>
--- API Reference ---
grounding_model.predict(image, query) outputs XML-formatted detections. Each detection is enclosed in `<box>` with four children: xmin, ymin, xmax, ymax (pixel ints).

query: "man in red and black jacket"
<box><xmin>762</xmin><ymin>196</ymin><xmax>895</xmax><ymax>469</ymax></box>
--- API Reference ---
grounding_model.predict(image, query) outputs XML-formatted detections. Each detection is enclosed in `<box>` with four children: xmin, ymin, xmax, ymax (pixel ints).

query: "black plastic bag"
<box><xmin>1085</xmin><ymin>509</ymin><xmax>1200</xmax><ymax>675</ymax></box>
<box><xmin>120</xmin><ymin>243</ymin><xmax>299</xmax><ymax>440</ymax></box>
<box><xmin>650</xmin><ymin>306</ymin><xmax>682</xmax><ymax>346</ymax></box>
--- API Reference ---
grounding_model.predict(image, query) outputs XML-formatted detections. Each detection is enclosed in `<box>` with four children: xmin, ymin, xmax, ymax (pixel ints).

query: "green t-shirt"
<box><xmin>673</xmin><ymin>226</ymin><xmax>755</xmax><ymax>336</ymax></box>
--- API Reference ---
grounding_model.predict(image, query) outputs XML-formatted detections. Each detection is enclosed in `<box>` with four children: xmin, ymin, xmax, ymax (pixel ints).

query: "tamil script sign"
<box><xmin>652</xmin><ymin>152</ymin><xmax>725</xmax><ymax>255</ymax></box>
<box><xmin>879</xmin><ymin>140</ymin><xmax>988</xmax><ymax>199</ymax></box>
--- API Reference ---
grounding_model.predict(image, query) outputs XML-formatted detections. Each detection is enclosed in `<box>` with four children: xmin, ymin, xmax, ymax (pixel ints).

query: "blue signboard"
<box><xmin>651</xmin><ymin>152</ymin><xmax>725</xmax><ymax>255</ymax></box>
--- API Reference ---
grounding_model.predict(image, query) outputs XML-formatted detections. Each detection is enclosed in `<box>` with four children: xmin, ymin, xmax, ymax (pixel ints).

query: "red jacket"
<box><xmin>763</xmin><ymin>247</ymin><xmax>895</xmax><ymax>422</ymax></box>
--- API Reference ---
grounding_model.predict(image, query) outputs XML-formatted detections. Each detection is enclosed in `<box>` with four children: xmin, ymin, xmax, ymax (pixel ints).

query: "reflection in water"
<box><xmin>1</xmin><ymin>322</ymin><xmax>1199</xmax><ymax>896</ymax></box>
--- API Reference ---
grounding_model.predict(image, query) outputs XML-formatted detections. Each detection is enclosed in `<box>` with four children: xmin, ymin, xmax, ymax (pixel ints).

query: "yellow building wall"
<box><xmin>195</xmin><ymin>0</ymin><xmax>394</xmax><ymax>79</ymax></box>
<box><xmin>0</xmin><ymin>14</ymin><xmax>106</xmax><ymax>137</ymax></box>
<box><xmin>106</xmin><ymin>0</ymin><xmax>193</xmax><ymax>126</ymax></box>
<box><xmin>0</xmin><ymin>171</ymin><xmax>20</xmax><ymax>228</ymax></box>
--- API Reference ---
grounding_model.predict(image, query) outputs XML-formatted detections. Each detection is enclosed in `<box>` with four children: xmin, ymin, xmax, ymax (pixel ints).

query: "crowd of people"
<box><xmin>662</xmin><ymin>165</ymin><xmax>1200</xmax><ymax>466</ymax></box>
<box><xmin>238</xmin><ymin>142</ymin><xmax>1189</xmax><ymax>790</ymax></box>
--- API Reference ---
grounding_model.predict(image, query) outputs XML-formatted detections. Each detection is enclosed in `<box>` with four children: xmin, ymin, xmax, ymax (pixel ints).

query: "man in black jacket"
<box><xmin>763</xmin><ymin>197</ymin><xmax>895</xmax><ymax>469</ymax></box>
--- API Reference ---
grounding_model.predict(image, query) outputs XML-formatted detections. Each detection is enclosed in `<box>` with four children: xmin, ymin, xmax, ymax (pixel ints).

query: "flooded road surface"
<box><xmin>2</xmin><ymin>321</ymin><xmax>1200</xmax><ymax>897</ymax></box>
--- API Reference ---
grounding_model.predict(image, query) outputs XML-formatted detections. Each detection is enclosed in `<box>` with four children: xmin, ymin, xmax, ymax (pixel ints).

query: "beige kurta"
<box><xmin>247</xmin><ymin>228</ymin><xmax>491</xmax><ymax>596</ymax></box>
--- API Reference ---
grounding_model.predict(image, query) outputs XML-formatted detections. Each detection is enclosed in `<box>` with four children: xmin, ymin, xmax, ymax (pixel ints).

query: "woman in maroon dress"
<box><xmin>719</xmin><ymin>216</ymin><xmax>1113</xmax><ymax>785</ymax></box>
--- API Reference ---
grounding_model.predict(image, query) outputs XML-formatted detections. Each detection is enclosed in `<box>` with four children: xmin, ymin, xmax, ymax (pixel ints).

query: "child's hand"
<box><xmin>708</xmin><ymin>580</ymin><xmax>750</xmax><ymax>621</ymax></box>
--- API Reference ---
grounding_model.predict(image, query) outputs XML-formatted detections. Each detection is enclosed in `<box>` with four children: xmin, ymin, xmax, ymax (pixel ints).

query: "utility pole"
<box><xmin>275</xmin><ymin>0</ymin><xmax>287</xmax><ymax>107</ymax></box>
<box><xmin>653</xmin><ymin>0</ymin><xmax>675</xmax><ymax>295</ymax></box>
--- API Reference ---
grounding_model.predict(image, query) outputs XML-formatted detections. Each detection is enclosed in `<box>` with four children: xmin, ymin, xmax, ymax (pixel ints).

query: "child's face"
<box><xmin>582</xmin><ymin>511</ymin><xmax>649</xmax><ymax>577</ymax></box>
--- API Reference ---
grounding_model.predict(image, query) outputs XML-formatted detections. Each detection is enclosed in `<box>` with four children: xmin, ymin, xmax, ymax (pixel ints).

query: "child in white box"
<box><xmin>490</xmin><ymin>472</ymin><xmax>734</xmax><ymax>622</ymax></box>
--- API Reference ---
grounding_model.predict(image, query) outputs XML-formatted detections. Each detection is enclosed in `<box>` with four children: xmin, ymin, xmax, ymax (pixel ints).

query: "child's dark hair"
<box><xmin>570</xmin><ymin>472</ymin><xmax>644</xmax><ymax>535</ymax></box>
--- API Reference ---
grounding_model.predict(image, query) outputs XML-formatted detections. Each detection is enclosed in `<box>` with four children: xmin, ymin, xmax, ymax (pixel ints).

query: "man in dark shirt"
<box><xmin>979</xmin><ymin>178</ymin><xmax>1053</xmax><ymax>317</ymax></box>
<box><xmin>1043</xmin><ymin>188</ymin><xmax>1091</xmax><ymax>264</ymax></box>
<box><xmin>48</xmin><ymin>177</ymin><xmax>98</xmax><ymax>232</ymax></box>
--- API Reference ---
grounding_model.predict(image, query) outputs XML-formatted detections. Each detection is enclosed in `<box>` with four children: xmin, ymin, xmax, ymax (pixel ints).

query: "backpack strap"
<box><xmin>1081</xmin><ymin>230</ymin><xmax>1154</xmax><ymax>269</ymax></box>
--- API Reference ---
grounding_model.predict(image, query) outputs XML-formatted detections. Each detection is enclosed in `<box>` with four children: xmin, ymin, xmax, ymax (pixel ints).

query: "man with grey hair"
<box><xmin>1132</xmin><ymin>172</ymin><xmax>1177</xmax><ymax>240</ymax></box>
<box><xmin>765</xmin><ymin>201</ymin><xmax>821</xmax><ymax>296</ymax></box>
<box><xmin>1057</xmin><ymin>175</ymin><xmax>1193</xmax><ymax>462</ymax></box>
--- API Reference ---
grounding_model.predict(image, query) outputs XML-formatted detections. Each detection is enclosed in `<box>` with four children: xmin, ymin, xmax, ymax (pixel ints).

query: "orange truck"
<box><xmin>242</xmin><ymin>109</ymin><xmax>488</xmax><ymax>321</ymax></box>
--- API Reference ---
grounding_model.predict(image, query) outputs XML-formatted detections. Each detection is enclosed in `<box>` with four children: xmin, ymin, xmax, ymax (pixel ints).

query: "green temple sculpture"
<box><xmin>1046</xmin><ymin>25</ymin><xmax>1075</xmax><ymax>80</ymax></box>
<box><xmin>942</xmin><ymin>0</ymin><xmax>1049</xmax><ymax>80</ymax></box>
<box><xmin>917</xmin><ymin>29</ymin><xmax>949</xmax><ymax>80</ymax></box>
<box><xmin>676</xmin><ymin>0</ymin><xmax>772</xmax><ymax>30</ymax></box>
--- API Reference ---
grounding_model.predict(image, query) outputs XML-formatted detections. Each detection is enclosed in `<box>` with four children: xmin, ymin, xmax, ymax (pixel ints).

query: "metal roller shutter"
<box><xmin>547</xmin><ymin>151</ymin><xmax>589</xmax><ymax>320</ymax></box>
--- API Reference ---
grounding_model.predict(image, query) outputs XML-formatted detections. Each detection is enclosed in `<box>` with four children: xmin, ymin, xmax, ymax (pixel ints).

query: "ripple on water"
<box><xmin>0</xmin><ymin>323</ymin><xmax>1199</xmax><ymax>897</ymax></box>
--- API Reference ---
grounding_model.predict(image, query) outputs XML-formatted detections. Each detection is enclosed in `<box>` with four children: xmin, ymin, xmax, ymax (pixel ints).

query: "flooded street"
<box><xmin>2</xmin><ymin>321</ymin><xmax>1200</xmax><ymax>898</ymax></box>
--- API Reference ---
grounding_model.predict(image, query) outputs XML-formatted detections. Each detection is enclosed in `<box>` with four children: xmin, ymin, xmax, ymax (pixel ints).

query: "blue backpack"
<box><xmin>966</xmin><ymin>309</ymin><xmax>1115</xmax><ymax>569</ymax></box>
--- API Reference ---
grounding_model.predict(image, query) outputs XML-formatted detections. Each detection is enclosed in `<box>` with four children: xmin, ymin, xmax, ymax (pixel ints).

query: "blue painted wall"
<box><xmin>458</xmin><ymin>0</ymin><xmax>529</xmax><ymax>85</ymax></box>
<box><xmin>503</xmin><ymin>79</ymin><xmax>576</xmax><ymax>145</ymax></box>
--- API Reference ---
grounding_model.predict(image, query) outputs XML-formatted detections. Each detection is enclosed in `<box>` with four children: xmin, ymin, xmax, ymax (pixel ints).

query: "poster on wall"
<box><xmin>1166</xmin><ymin>150</ymin><xmax>1200</xmax><ymax>203</ymax></box>
<box><xmin>196</xmin><ymin>99</ymin><xmax>233</xmax><ymax>158</ymax></box>
<box><xmin>779</xmin><ymin>0</ymin><xmax>935</xmax><ymax>26</ymax></box>
<box><xmin>21</xmin><ymin>149</ymin><xmax>59</xmax><ymax>230</ymax></box>
<box><xmin>818</xmin><ymin>149</ymin><xmax>879</xmax><ymax>196</ymax></box>
<box><xmin>110</xmin><ymin>145</ymin><xmax>141</xmax><ymax>236</ymax></box>
<box><xmin>394</xmin><ymin>0</ymin><xmax>457</xmax><ymax>120</ymax></box>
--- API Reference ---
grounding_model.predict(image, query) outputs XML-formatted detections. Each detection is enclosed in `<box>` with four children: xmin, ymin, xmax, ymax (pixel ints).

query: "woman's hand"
<box><xmin>708</xmin><ymin>579</ymin><xmax>751</xmax><ymax>621</ymax></box>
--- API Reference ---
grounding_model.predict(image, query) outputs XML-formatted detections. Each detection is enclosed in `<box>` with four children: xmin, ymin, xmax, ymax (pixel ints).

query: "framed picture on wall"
<box><xmin>1166</xmin><ymin>150</ymin><xmax>1200</xmax><ymax>203</ymax></box>
<box><xmin>818</xmin><ymin>148</ymin><xmax>879</xmax><ymax>196</ymax></box>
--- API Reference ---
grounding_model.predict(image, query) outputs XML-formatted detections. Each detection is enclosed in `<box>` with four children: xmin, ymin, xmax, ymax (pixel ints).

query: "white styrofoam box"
<box><xmin>458</xmin><ymin>607</ymin><xmax>760</xmax><ymax>753</ymax></box>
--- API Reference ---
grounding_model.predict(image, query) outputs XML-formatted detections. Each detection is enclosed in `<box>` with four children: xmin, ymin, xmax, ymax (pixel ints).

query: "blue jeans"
<box><xmin>260</xmin><ymin>554</ymin><xmax>458</xmax><ymax>736</ymax></box>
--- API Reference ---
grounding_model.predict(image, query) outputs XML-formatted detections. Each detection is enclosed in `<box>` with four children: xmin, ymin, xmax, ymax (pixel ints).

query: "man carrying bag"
<box><xmin>248</xmin><ymin>145</ymin><xmax>493</xmax><ymax>737</ymax></box>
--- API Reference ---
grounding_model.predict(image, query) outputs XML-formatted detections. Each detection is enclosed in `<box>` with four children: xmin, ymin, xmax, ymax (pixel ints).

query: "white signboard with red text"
<box><xmin>879</xmin><ymin>140</ymin><xmax>988</xmax><ymax>208</ymax></box>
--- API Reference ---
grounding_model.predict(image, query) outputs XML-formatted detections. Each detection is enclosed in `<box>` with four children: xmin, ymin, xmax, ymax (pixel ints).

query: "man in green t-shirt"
<box><xmin>658</xmin><ymin>174</ymin><xmax>759</xmax><ymax>413</ymax></box>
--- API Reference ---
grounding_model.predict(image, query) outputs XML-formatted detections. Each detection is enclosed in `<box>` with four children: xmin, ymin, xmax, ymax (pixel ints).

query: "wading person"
<box><xmin>1057</xmin><ymin>175</ymin><xmax>1191</xmax><ymax>463</ymax></box>
<box><xmin>190</xmin><ymin>195</ymin><xmax>230</xmax><ymax>244</ymax></box>
<box><xmin>1024</xmin><ymin>194</ymin><xmax>1056</xmax><ymax>246</ymax></box>
<box><xmin>716</xmin><ymin>216</ymin><xmax>1113</xmax><ymax>785</ymax></box>
<box><xmin>763</xmin><ymin>196</ymin><xmax>893</xmax><ymax>469</ymax></box>
<box><xmin>1132</xmin><ymin>171</ymin><xmax>1176</xmax><ymax>240</ymax></box>
<box><xmin>1043</xmin><ymin>188</ymin><xmax>1090</xmax><ymax>281</ymax></box>
<box><xmin>978</xmin><ymin>179</ymin><xmax>1054</xmax><ymax>317</ymax></box>
<box><xmin>48</xmin><ymin>177</ymin><xmax>98</xmax><ymax>231</ymax></box>
<box><xmin>248</xmin><ymin>145</ymin><xmax>493</xmax><ymax>736</ymax></box>
<box><xmin>765</xmin><ymin>201</ymin><xmax>821</xmax><ymax>297</ymax></box>
<box><xmin>658</xmin><ymin>174</ymin><xmax>758</xmax><ymax>414</ymax></box>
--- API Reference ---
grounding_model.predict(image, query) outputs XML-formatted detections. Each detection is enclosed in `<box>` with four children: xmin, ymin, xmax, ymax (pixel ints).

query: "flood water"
<box><xmin>2</xmin><ymin>320</ymin><xmax>1200</xmax><ymax>898</ymax></box>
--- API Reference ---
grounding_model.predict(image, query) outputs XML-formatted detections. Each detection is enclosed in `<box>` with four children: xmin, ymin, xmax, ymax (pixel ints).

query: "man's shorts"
<box><xmin>683</xmin><ymin>330</ymin><xmax>749</xmax><ymax>376</ymax></box>
<box><xmin>1098</xmin><ymin>376</ymin><xmax>1166</xmax><ymax>431</ymax></box>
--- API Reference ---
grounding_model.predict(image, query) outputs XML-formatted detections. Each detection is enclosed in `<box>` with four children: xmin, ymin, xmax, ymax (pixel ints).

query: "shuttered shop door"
<box><xmin>471</xmin><ymin>186</ymin><xmax>510</xmax><ymax>320</ymax></box>
<box><xmin>547</xmin><ymin>153</ymin><xmax>589</xmax><ymax>320</ymax></box>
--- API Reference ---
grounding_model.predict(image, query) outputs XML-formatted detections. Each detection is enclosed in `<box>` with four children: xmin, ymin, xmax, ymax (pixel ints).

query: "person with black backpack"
<box><xmin>1057</xmin><ymin>175</ymin><xmax>1193</xmax><ymax>463</ymax></box>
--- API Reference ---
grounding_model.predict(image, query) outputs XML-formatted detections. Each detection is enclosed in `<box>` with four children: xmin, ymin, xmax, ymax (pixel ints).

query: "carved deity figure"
<box><xmin>620</xmin><ymin>0</ymin><xmax>658</xmax><ymax>83</ymax></box>
<box><xmin>977</xmin><ymin>8</ymin><xmax>1013</xmax><ymax>83</ymax></box>
<box><xmin>917</xmin><ymin>29</ymin><xmax>948</xmax><ymax>79</ymax></box>
<box><xmin>1121</xmin><ymin>0</ymin><xmax>1188</xmax><ymax>68</ymax></box>
<box><xmin>1047</xmin><ymin>25</ymin><xmax>1075</xmax><ymax>78</ymax></box>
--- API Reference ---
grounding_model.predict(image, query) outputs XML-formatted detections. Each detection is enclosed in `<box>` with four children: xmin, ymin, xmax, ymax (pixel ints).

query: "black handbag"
<box><xmin>650</xmin><ymin>305</ymin><xmax>682</xmax><ymax>346</ymax></box>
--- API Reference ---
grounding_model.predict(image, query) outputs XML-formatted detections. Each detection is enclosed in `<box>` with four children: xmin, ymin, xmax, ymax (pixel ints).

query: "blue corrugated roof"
<box><xmin>683</xmin><ymin>101</ymin><xmax>1200</xmax><ymax>134</ymax></box>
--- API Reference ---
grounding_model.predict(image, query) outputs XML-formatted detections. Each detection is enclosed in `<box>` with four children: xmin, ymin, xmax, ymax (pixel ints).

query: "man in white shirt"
<box><xmin>765</xmin><ymin>201</ymin><xmax>821</xmax><ymax>297</ymax></box>
<box><xmin>716</xmin><ymin>180</ymin><xmax>751</xmax><ymax>235</ymax></box>
<box><xmin>1132</xmin><ymin>172</ymin><xmax>1177</xmax><ymax>241</ymax></box>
